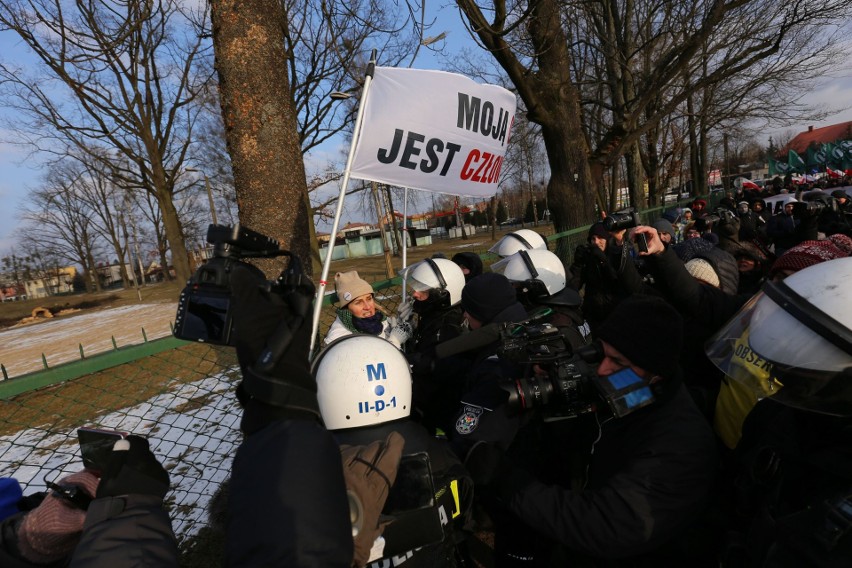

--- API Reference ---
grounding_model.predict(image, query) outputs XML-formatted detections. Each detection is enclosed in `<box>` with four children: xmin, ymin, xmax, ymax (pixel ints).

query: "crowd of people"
<box><xmin>1</xmin><ymin>178</ymin><xmax>851</xmax><ymax>567</ymax></box>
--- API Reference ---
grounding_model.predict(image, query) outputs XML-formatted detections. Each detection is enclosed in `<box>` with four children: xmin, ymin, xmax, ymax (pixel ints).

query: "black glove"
<box><xmin>96</xmin><ymin>436</ymin><xmax>169</xmax><ymax>500</ymax></box>
<box><xmin>572</xmin><ymin>243</ymin><xmax>591</xmax><ymax>267</ymax></box>
<box><xmin>228</xmin><ymin>260</ymin><xmax>320</xmax><ymax>435</ymax></box>
<box><xmin>407</xmin><ymin>348</ymin><xmax>436</xmax><ymax>377</ymax></box>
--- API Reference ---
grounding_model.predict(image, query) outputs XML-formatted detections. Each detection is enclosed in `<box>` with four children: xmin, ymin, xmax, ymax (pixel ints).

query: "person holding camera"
<box><xmin>463</xmin><ymin>295</ymin><xmax>717</xmax><ymax>566</ymax></box>
<box><xmin>0</xmin><ymin>436</ymin><xmax>176</xmax><ymax>567</ymax></box>
<box><xmin>766</xmin><ymin>198</ymin><xmax>807</xmax><ymax>257</ymax></box>
<box><xmin>567</xmin><ymin>221</ymin><xmax>644</xmax><ymax>334</ymax></box>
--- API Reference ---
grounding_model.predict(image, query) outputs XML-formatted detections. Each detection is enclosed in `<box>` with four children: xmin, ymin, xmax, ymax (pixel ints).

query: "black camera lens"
<box><xmin>603</xmin><ymin>209</ymin><xmax>640</xmax><ymax>231</ymax></box>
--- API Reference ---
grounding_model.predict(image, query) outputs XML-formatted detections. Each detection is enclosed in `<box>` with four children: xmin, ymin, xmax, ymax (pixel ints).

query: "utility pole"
<box><xmin>371</xmin><ymin>182</ymin><xmax>394</xmax><ymax>278</ymax></box>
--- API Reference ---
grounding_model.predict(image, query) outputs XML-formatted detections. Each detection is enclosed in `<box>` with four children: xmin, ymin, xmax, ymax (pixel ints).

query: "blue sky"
<box><xmin>3</xmin><ymin>11</ymin><xmax>852</xmax><ymax>257</ymax></box>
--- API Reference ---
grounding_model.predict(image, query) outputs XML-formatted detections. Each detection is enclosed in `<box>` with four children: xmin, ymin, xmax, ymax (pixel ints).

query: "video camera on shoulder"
<box><xmin>494</xmin><ymin>319</ymin><xmax>605</xmax><ymax>421</ymax></box>
<box><xmin>495</xmin><ymin>320</ymin><xmax>657</xmax><ymax>420</ymax></box>
<box><xmin>797</xmin><ymin>193</ymin><xmax>838</xmax><ymax>217</ymax></box>
<box><xmin>173</xmin><ymin>223</ymin><xmax>311</xmax><ymax>345</ymax></box>
<box><xmin>603</xmin><ymin>207</ymin><xmax>640</xmax><ymax>231</ymax></box>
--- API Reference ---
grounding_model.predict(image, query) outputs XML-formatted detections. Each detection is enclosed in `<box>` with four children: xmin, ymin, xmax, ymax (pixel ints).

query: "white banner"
<box><xmin>349</xmin><ymin>67</ymin><xmax>517</xmax><ymax>197</ymax></box>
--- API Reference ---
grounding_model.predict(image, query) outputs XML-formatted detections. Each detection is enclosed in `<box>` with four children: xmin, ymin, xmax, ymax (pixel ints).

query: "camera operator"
<box><xmin>313</xmin><ymin>335</ymin><xmax>474</xmax><ymax>567</ymax></box>
<box><xmin>567</xmin><ymin>221</ymin><xmax>644</xmax><ymax>334</ymax></box>
<box><xmin>463</xmin><ymin>295</ymin><xmax>717</xmax><ymax>566</ymax></box>
<box><xmin>766</xmin><ymin>196</ymin><xmax>823</xmax><ymax>257</ymax></box>
<box><xmin>0</xmin><ymin>436</ymin><xmax>176</xmax><ymax>567</ymax></box>
<box><xmin>222</xmin><ymin>260</ymin><xmax>354</xmax><ymax>566</ymax></box>
<box><xmin>818</xmin><ymin>189</ymin><xmax>852</xmax><ymax>236</ymax></box>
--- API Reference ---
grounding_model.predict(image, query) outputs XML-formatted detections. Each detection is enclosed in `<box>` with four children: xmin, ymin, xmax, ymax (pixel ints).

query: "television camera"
<box><xmin>173</xmin><ymin>223</ymin><xmax>312</xmax><ymax>345</ymax></box>
<box><xmin>492</xmin><ymin>318</ymin><xmax>657</xmax><ymax>421</ymax></box>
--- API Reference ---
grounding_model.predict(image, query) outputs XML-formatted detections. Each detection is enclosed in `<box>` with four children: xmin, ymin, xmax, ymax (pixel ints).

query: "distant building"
<box><xmin>18</xmin><ymin>266</ymin><xmax>77</xmax><ymax>300</ymax></box>
<box><xmin>782</xmin><ymin>121</ymin><xmax>852</xmax><ymax>155</ymax></box>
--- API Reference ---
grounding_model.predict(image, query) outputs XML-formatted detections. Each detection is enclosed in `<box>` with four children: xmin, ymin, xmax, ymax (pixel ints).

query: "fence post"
<box><xmin>79</xmin><ymin>344</ymin><xmax>85</xmax><ymax>359</ymax></box>
<box><xmin>141</xmin><ymin>327</ymin><xmax>148</xmax><ymax>342</ymax></box>
<box><xmin>41</xmin><ymin>353</ymin><xmax>49</xmax><ymax>369</ymax></box>
<box><xmin>1</xmin><ymin>364</ymin><xmax>7</xmax><ymax>381</ymax></box>
<box><xmin>111</xmin><ymin>336</ymin><xmax>118</xmax><ymax>350</ymax></box>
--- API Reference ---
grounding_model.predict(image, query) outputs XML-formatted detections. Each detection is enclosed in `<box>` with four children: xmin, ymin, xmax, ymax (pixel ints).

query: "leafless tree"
<box><xmin>0</xmin><ymin>0</ymin><xmax>211</xmax><ymax>283</ymax></box>
<box><xmin>455</xmin><ymin>0</ymin><xmax>852</xmax><ymax>229</ymax></box>
<box><xmin>18</xmin><ymin>168</ymin><xmax>106</xmax><ymax>292</ymax></box>
<box><xmin>205</xmin><ymin>0</ymin><xmax>425</xmax><ymax>275</ymax></box>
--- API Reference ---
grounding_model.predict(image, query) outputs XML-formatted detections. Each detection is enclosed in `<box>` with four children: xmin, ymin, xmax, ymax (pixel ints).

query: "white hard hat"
<box><xmin>491</xmin><ymin>249</ymin><xmax>566</xmax><ymax>297</ymax></box>
<box><xmin>488</xmin><ymin>229</ymin><xmax>547</xmax><ymax>257</ymax></box>
<box><xmin>399</xmin><ymin>258</ymin><xmax>466</xmax><ymax>306</ymax></box>
<box><xmin>706</xmin><ymin>257</ymin><xmax>852</xmax><ymax>416</ymax></box>
<box><xmin>312</xmin><ymin>335</ymin><xmax>412</xmax><ymax>429</ymax></box>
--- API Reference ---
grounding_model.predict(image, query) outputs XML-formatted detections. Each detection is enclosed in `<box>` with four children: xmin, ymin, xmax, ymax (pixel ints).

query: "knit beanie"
<box><xmin>829</xmin><ymin>233</ymin><xmax>852</xmax><ymax>256</ymax></box>
<box><xmin>596</xmin><ymin>296</ymin><xmax>683</xmax><ymax>379</ymax></box>
<box><xmin>588</xmin><ymin>221</ymin><xmax>609</xmax><ymax>241</ymax></box>
<box><xmin>673</xmin><ymin>237</ymin><xmax>714</xmax><ymax>262</ymax></box>
<box><xmin>769</xmin><ymin>238</ymin><xmax>852</xmax><ymax>278</ymax></box>
<box><xmin>452</xmin><ymin>252</ymin><xmax>484</xmax><ymax>280</ymax></box>
<box><xmin>652</xmin><ymin>218</ymin><xmax>675</xmax><ymax>236</ymax></box>
<box><xmin>831</xmin><ymin>189</ymin><xmax>848</xmax><ymax>200</ymax></box>
<box><xmin>461</xmin><ymin>272</ymin><xmax>518</xmax><ymax>324</ymax></box>
<box><xmin>334</xmin><ymin>271</ymin><xmax>373</xmax><ymax>307</ymax></box>
<box><xmin>684</xmin><ymin>258</ymin><xmax>721</xmax><ymax>288</ymax></box>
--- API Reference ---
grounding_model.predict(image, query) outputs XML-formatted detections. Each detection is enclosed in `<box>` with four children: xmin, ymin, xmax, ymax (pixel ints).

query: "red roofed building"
<box><xmin>782</xmin><ymin>121</ymin><xmax>852</xmax><ymax>155</ymax></box>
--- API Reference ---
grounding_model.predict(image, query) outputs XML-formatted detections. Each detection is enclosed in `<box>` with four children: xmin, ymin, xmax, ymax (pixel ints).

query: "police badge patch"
<box><xmin>455</xmin><ymin>405</ymin><xmax>483</xmax><ymax>435</ymax></box>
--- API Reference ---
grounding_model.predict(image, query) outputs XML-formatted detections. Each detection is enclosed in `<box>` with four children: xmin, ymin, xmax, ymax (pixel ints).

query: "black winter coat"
<box><xmin>644</xmin><ymin>247</ymin><xmax>751</xmax><ymax>417</ymax></box>
<box><xmin>497</xmin><ymin>377</ymin><xmax>718</xmax><ymax>565</ymax></box>
<box><xmin>568</xmin><ymin>240</ymin><xmax>644</xmax><ymax>333</ymax></box>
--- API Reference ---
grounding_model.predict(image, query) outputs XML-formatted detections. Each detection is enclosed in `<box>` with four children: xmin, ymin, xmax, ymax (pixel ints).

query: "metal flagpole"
<box><xmin>309</xmin><ymin>49</ymin><xmax>378</xmax><ymax>352</ymax></box>
<box><xmin>401</xmin><ymin>186</ymin><xmax>409</xmax><ymax>302</ymax></box>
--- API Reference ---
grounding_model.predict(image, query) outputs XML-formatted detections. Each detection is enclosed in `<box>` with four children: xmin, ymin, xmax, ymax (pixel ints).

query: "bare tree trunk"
<box><xmin>210</xmin><ymin>0</ymin><xmax>313</xmax><ymax>277</ymax></box>
<box><xmin>384</xmin><ymin>185</ymin><xmax>404</xmax><ymax>253</ymax></box>
<box><xmin>625</xmin><ymin>143</ymin><xmax>645</xmax><ymax>209</ymax></box>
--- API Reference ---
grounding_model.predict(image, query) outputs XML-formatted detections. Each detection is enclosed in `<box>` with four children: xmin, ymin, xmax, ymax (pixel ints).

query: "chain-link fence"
<box><xmin>0</xmin><ymin>196</ymin><xmax>701</xmax><ymax>563</ymax></box>
<box><xmin>0</xmin><ymin>283</ymin><xmax>410</xmax><ymax>563</ymax></box>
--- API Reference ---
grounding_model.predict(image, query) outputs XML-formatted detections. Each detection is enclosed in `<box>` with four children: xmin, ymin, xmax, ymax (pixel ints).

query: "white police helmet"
<box><xmin>706</xmin><ymin>257</ymin><xmax>852</xmax><ymax>416</ymax></box>
<box><xmin>312</xmin><ymin>335</ymin><xmax>412</xmax><ymax>429</ymax></box>
<box><xmin>488</xmin><ymin>229</ymin><xmax>547</xmax><ymax>257</ymax></box>
<box><xmin>399</xmin><ymin>258</ymin><xmax>466</xmax><ymax>306</ymax></box>
<box><xmin>491</xmin><ymin>249</ymin><xmax>566</xmax><ymax>297</ymax></box>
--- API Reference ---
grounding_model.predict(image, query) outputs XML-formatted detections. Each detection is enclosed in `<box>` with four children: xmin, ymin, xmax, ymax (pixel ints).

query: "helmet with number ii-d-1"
<box><xmin>488</xmin><ymin>229</ymin><xmax>547</xmax><ymax>258</ymax></box>
<box><xmin>706</xmin><ymin>257</ymin><xmax>852</xmax><ymax>417</ymax></box>
<box><xmin>312</xmin><ymin>335</ymin><xmax>412</xmax><ymax>429</ymax></box>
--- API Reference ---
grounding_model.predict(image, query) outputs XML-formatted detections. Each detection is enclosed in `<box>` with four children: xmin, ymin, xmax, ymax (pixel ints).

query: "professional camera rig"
<box><xmin>173</xmin><ymin>223</ymin><xmax>312</xmax><ymax>345</ymax></box>
<box><xmin>488</xmin><ymin>316</ymin><xmax>658</xmax><ymax>421</ymax></box>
